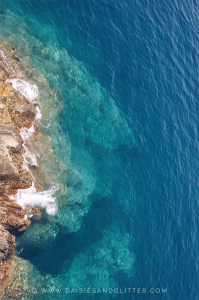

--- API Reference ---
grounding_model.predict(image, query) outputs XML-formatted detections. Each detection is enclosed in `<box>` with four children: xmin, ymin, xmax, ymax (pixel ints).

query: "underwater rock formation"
<box><xmin>0</xmin><ymin>37</ymin><xmax>135</xmax><ymax>299</ymax></box>
<box><xmin>0</xmin><ymin>256</ymin><xmax>39</xmax><ymax>300</ymax></box>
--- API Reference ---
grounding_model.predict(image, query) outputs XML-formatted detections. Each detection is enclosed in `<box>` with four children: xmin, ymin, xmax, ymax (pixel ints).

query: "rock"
<box><xmin>0</xmin><ymin>81</ymin><xmax>30</xmax><ymax>113</ymax></box>
<box><xmin>0</xmin><ymin>154</ymin><xmax>19</xmax><ymax>181</ymax></box>
<box><xmin>0</xmin><ymin>123</ymin><xmax>23</xmax><ymax>182</ymax></box>
<box><xmin>0</xmin><ymin>123</ymin><xmax>23</xmax><ymax>153</ymax></box>
<box><xmin>31</xmin><ymin>206</ymin><xmax>43</xmax><ymax>221</ymax></box>
<box><xmin>65</xmin><ymin>168</ymin><xmax>81</xmax><ymax>187</ymax></box>
<box><xmin>0</xmin><ymin>66</ymin><xmax>9</xmax><ymax>82</ymax></box>
<box><xmin>0</xmin><ymin>225</ymin><xmax>15</xmax><ymax>262</ymax></box>
<box><xmin>0</xmin><ymin>256</ymin><xmax>35</xmax><ymax>300</ymax></box>
<box><xmin>0</xmin><ymin>198</ymin><xmax>31</xmax><ymax>231</ymax></box>
<box><xmin>0</xmin><ymin>225</ymin><xmax>15</xmax><ymax>285</ymax></box>
<box><xmin>0</xmin><ymin>103</ymin><xmax>14</xmax><ymax>125</ymax></box>
<box><xmin>9</xmin><ymin>103</ymin><xmax>37</xmax><ymax>129</ymax></box>
<box><xmin>0</xmin><ymin>42</ymin><xmax>62</xmax><ymax>299</ymax></box>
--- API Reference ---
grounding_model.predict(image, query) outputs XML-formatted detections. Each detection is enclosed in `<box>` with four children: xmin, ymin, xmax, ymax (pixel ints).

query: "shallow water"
<box><xmin>0</xmin><ymin>0</ymin><xmax>199</xmax><ymax>299</ymax></box>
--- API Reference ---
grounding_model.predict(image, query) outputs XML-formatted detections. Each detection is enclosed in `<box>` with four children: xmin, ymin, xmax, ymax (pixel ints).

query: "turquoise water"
<box><xmin>1</xmin><ymin>0</ymin><xmax>199</xmax><ymax>299</ymax></box>
<box><xmin>0</xmin><ymin>1</ymin><xmax>136</xmax><ymax>299</ymax></box>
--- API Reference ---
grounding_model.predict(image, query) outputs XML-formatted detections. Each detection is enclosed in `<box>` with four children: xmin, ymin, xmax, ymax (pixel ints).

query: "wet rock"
<box><xmin>0</xmin><ymin>198</ymin><xmax>31</xmax><ymax>231</ymax></box>
<box><xmin>0</xmin><ymin>42</ymin><xmax>63</xmax><ymax>298</ymax></box>
<box><xmin>9</xmin><ymin>103</ymin><xmax>37</xmax><ymax>129</ymax></box>
<box><xmin>31</xmin><ymin>206</ymin><xmax>44</xmax><ymax>221</ymax></box>
<box><xmin>0</xmin><ymin>256</ymin><xmax>35</xmax><ymax>300</ymax></box>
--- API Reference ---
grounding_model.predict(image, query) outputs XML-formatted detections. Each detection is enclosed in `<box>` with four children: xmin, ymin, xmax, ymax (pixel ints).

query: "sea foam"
<box><xmin>8</xmin><ymin>77</ymin><xmax>58</xmax><ymax>216</ymax></box>
<box><xmin>7</xmin><ymin>78</ymin><xmax>39</xmax><ymax>102</ymax></box>
<box><xmin>22</xmin><ymin>145</ymin><xmax>38</xmax><ymax>169</ymax></box>
<box><xmin>20</xmin><ymin>125</ymin><xmax>35</xmax><ymax>142</ymax></box>
<box><xmin>9</xmin><ymin>182</ymin><xmax>58</xmax><ymax>216</ymax></box>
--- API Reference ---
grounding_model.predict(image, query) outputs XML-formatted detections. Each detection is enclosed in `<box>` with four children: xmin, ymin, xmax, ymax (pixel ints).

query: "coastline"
<box><xmin>0</xmin><ymin>38</ymin><xmax>135</xmax><ymax>300</ymax></box>
<box><xmin>0</xmin><ymin>41</ymin><xmax>59</xmax><ymax>299</ymax></box>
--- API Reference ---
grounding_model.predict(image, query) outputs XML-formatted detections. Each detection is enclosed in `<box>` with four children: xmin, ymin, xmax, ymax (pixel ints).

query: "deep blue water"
<box><xmin>1</xmin><ymin>0</ymin><xmax>199</xmax><ymax>299</ymax></box>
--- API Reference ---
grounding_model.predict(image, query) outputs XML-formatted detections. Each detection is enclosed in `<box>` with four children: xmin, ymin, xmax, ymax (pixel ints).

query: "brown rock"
<box><xmin>0</xmin><ymin>198</ymin><xmax>31</xmax><ymax>231</ymax></box>
<box><xmin>0</xmin><ymin>42</ymin><xmax>62</xmax><ymax>299</ymax></box>
<box><xmin>0</xmin><ymin>225</ymin><xmax>15</xmax><ymax>262</ymax></box>
<box><xmin>0</xmin><ymin>123</ymin><xmax>23</xmax><ymax>153</ymax></box>
<box><xmin>0</xmin><ymin>154</ymin><xmax>19</xmax><ymax>182</ymax></box>
<box><xmin>0</xmin><ymin>103</ymin><xmax>14</xmax><ymax>126</ymax></box>
<box><xmin>0</xmin><ymin>123</ymin><xmax>24</xmax><ymax>183</ymax></box>
<box><xmin>9</xmin><ymin>103</ymin><xmax>37</xmax><ymax>129</ymax></box>
<box><xmin>0</xmin><ymin>256</ymin><xmax>35</xmax><ymax>300</ymax></box>
<box><xmin>0</xmin><ymin>66</ymin><xmax>9</xmax><ymax>82</ymax></box>
<box><xmin>0</xmin><ymin>81</ymin><xmax>30</xmax><ymax>112</ymax></box>
<box><xmin>31</xmin><ymin>206</ymin><xmax>44</xmax><ymax>221</ymax></box>
<box><xmin>0</xmin><ymin>225</ymin><xmax>15</xmax><ymax>284</ymax></box>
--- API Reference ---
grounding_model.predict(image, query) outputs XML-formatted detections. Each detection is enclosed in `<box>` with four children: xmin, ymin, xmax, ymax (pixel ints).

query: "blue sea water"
<box><xmin>0</xmin><ymin>0</ymin><xmax>199</xmax><ymax>299</ymax></box>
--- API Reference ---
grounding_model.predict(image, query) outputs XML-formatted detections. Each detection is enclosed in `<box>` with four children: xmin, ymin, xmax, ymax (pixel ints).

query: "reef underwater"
<box><xmin>1</xmin><ymin>0</ymin><xmax>199</xmax><ymax>299</ymax></box>
<box><xmin>9</xmin><ymin>0</ymin><xmax>199</xmax><ymax>298</ymax></box>
<box><xmin>0</xmin><ymin>17</ymin><xmax>135</xmax><ymax>299</ymax></box>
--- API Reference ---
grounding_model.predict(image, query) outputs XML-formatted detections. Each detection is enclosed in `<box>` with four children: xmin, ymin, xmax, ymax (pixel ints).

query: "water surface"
<box><xmin>0</xmin><ymin>0</ymin><xmax>198</xmax><ymax>299</ymax></box>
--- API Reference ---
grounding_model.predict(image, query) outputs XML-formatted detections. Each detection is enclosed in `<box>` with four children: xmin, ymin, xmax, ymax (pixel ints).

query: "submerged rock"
<box><xmin>0</xmin><ymin>256</ymin><xmax>35</xmax><ymax>300</ymax></box>
<box><xmin>31</xmin><ymin>206</ymin><xmax>44</xmax><ymax>221</ymax></box>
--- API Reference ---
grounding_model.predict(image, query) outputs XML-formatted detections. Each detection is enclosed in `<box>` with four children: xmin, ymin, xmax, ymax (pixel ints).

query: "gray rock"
<box><xmin>0</xmin><ymin>154</ymin><xmax>19</xmax><ymax>181</ymax></box>
<box><xmin>0</xmin><ymin>65</ymin><xmax>9</xmax><ymax>81</ymax></box>
<box><xmin>0</xmin><ymin>225</ymin><xmax>15</xmax><ymax>262</ymax></box>
<box><xmin>0</xmin><ymin>123</ymin><xmax>23</xmax><ymax>153</ymax></box>
<box><xmin>12</xmin><ymin>103</ymin><xmax>37</xmax><ymax>120</ymax></box>
<box><xmin>0</xmin><ymin>123</ymin><xmax>23</xmax><ymax>181</ymax></box>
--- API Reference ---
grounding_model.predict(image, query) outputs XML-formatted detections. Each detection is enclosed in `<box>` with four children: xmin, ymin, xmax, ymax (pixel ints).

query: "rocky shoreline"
<box><xmin>0</xmin><ymin>41</ymin><xmax>54</xmax><ymax>299</ymax></box>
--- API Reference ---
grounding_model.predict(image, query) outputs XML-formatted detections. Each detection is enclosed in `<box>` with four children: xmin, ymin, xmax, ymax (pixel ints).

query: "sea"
<box><xmin>0</xmin><ymin>0</ymin><xmax>198</xmax><ymax>299</ymax></box>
